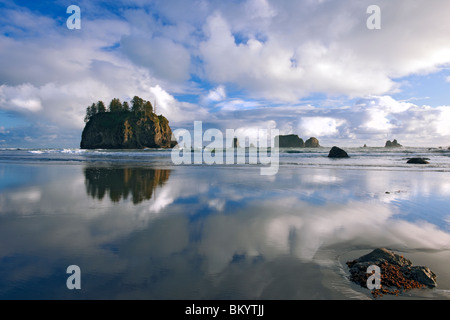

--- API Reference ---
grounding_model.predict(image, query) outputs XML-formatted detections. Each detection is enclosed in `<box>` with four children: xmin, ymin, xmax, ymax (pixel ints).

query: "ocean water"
<box><xmin>0</xmin><ymin>146</ymin><xmax>450</xmax><ymax>300</ymax></box>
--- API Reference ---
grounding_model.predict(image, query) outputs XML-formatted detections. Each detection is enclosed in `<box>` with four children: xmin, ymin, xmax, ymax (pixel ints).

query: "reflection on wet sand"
<box><xmin>84</xmin><ymin>166</ymin><xmax>171</xmax><ymax>204</ymax></box>
<box><xmin>1</xmin><ymin>164</ymin><xmax>450</xmax><ymax>299</ymax></box>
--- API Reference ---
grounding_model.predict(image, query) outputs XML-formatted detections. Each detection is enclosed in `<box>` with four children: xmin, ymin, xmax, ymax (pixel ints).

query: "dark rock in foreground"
<box><xmin>347</xmin><ymin>248</ymin><xmax>437</xmax><ymax>298</ymax></box>
<box><xmin>275</xmin><ymin>134</ymin><xmax>305</xmax><ymax>148</ymax></box>
<box><xmin>407</xmin><ymin>158</ymin><xmax>430</xmax><ymax>164</ymax></box>
<box><xmin>328</xmin><ymin>146</ymin><xmax>350</xmax><ymax>158</ymax></box>
<box><xmin>385</xmin><ymin>139</ymin><xmax>402</xmax><ymax>148</ymax></box>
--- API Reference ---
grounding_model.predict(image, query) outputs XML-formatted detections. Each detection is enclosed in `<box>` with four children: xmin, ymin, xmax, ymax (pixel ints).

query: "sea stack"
<box><xmin>81</xmin><ymin>112</ymin><xmax>176</xmax><ymax>149</ymax></box>
<box><xmin>233</xmin><ymin>137</ymin><xmax>240</xmax><ymax>148</ymax></box>
<box><xmin>305</xmin><ymin>137</ymin><xmax>320</xmax><ymax>148</ymax></box>
<box><xmin>328</xmin><ymin>146</ymin><xmax>350</xmax><ymax>158</ymax></box>
<box><xmin>275</xmin><ymin>134</ymin><xmax>305</xmax><ymax>148</ymax></box>
<box><xmin>80</xmin><ymin>97</ymin><xmax>177</xmax><ymax>149</ymax></box>
<box><xmin>385</xmin><ymin>139</ymin><xmax>402</xmax><ymax>148</ymax></box>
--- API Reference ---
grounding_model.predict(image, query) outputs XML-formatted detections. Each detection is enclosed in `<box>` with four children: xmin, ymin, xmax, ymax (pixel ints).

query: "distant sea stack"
<box><xmin>275</xmin><ymin>134</ymin><xmax>305</xmax><ymax>148</ymax></box>
<box><xmin>305</xmin><ymin>137</ymin><xmax>320</xmax><ymax>148</ymax></box>
<box><xmin>328</xmin><ymin>146</ymin><xmax>350</xmax><ymax>158</ymax></box>
<box><xmin>385</xmin><ymin>139</ymin><xmax>402</xmax><ymax>148</ymax></box>
<box><xmin>80</xmin><ymin>96</ymin><xmax>177</xmax><ymax>149</ymax></box>
<box><xmin>275</xmin><ymin>135</ymin><xmax>320</xmax><ymax>148</ymax></box>
<box><xmin>233</xmin><ymin>137</ymin><xmax>240</xmax><ymax>148</ymax></box>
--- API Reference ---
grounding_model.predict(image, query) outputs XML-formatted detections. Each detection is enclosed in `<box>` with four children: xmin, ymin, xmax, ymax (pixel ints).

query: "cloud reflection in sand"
<box><xmin>0</xmin><ymin>165</ymin><xmax>450</xmax><ymax>299</ymax></box>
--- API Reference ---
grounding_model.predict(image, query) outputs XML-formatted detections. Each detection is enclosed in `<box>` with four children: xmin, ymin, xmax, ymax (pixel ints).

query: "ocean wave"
<box><xmin>0</xmin><ymin>147</ymin><xmax>448</xmax><ymax>171</ymax></box>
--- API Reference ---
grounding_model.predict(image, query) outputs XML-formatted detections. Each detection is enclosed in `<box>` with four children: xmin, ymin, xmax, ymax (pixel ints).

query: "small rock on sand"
<box><xmin>346</xmin><ymin>248</ymin><xmax>437</xmax><ymax>298</ymax></box>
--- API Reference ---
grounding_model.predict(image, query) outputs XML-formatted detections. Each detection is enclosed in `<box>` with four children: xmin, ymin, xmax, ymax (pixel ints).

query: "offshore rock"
<box><xmin>275</xmin><ymin>134</ymin><xmax>305</xmax><ymax>148</ymax></box>
<box><xmin>407</xmin><ymin>158</ymin><xmax>430</xmax><ymax>164</ymax></box>
<box><xmin>385</xmin><ymin>139</ymin><xmax>402</xmax><ymax>148</ymax></box>
<box><xmin>81</xmin><ymin>111</ymin><xmax>177</xmax><ymax>149</ymax></box>
<box><xmin>328</xmin><ymin>146</ymin><xmax>350</xmax><ymax>158</ymax></box>
<box><xmin>305</xmin><ymin>137</ymin><xmax>320</xmax><ymax>148</ymax></box>
<box><xmin>233</xmin><ymin>137</ymin><xmax>240</xmax><ymax>148</ymax></box>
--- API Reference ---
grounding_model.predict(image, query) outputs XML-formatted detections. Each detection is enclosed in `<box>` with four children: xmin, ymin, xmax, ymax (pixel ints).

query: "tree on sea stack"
<box><xmin>132</xmin><ymin>96</ymin><xmax>145</xmax><ymax>114</ymax></box>
<box><xmin>97</xmin><ymin>101</ymin><xmax>106</xmax><ymax>113</ymax></box>
<box><xmin>109</xmin><ymin>98</ymin><xmax>123</xmax><ymax>113</ymax></box>
<box><xmin>84</xmin><ymin>103</ymin><xmax>97</xmax><ymax>123</ymax></box>
<box><xmin>81</xmin><ymin>95</ymin><xmax>176</xmax><ymax>150</ymax></box>
<box><xmin>122</xmin><ymin>101</ymin><xmax>130</xmax><ymax>112</ymax></box>
<box><xmin>84</xmin><ymin>101</ymin><xmax>107</xmax><ymax>122</ymax></box>
<box><xmin>143</xmin><ymin>101</ymin><xmax>153</xmax><ymax>117</ymax></box>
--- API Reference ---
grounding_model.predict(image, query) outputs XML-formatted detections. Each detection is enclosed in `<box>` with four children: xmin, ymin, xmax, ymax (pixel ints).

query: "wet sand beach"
<box><xmin>0</xmin><ymin>148</ymin><xmax>449</xmax><ymax>299</ymax></box>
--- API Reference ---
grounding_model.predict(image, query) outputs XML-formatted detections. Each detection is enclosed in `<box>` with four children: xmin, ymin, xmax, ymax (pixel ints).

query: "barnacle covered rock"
<box><xmin>346</xmin><ymin>248</ymin><xmax>437</xmax><ymax>298</ymax></box>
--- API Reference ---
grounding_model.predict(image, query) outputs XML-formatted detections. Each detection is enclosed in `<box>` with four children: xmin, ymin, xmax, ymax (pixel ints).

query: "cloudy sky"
<box><xmin>1</xmin><ymin>0</ymin><xmax>450</xmax><ymax>148</ymax></box>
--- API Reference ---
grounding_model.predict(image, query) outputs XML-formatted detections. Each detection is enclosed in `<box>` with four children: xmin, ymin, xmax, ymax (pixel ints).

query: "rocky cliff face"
<box><xmin>80</xmin><ymin>112</ymin><xmax>177</xmax><ymax>149</ymax></box>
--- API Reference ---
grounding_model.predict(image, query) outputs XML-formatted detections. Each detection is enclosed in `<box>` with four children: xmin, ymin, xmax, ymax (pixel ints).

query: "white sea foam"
<box><xmin>2</xmin><ymin>147</ymin><xmax>449</xmax><ymax>171</ymax></box>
